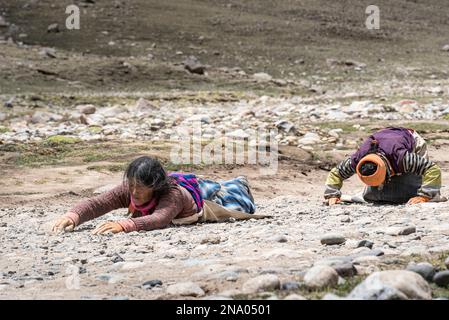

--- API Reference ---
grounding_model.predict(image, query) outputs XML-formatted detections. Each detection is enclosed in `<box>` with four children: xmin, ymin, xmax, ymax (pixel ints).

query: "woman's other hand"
<box><xmin>92</xmin><ymin>221</ymin><xmax>124</xmax><ymax>235</ymax></box>
<box><xmin>326</xmin><ymin>197</ymin><xmax>341</xmax><ymax>206</ymax></box>
<box><xmin>52</xmin><ymin>216</ymin><xmax>76</xmax><ymax>233</ymax></box>
<box><xmin>407</xmin><ymin>196</ymin><xmax>430</xmax><ymax>205</ymax></box>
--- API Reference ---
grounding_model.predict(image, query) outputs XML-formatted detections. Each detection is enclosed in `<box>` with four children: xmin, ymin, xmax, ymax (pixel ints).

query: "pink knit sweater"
<box><xmin>65</xmin><ymin>183</ymin><xmax>197</xmax><ymax>232</ymax></box>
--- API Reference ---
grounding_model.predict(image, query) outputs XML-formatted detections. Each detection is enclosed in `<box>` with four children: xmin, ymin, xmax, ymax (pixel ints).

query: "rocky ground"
<box><xmin>1</xmin><ymin>193</ymin><xmax>449</xmax><ymax>300</ymax></box>
<box><xmin>1</xmin><ymin>91</ymin><xmax>449</xmax><ymax>299</ymax></box>
<box><xmin>1</xmin><ymin>0</ymin><xmax>449</xmax><ymax>300</ymax></box>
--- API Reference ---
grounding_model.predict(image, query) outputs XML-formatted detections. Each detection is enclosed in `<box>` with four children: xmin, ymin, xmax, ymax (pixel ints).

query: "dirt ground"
<box><xmin>1</xmin><ymin>0</ymin><xmax>448</xmax><ymax>94</ymax></box>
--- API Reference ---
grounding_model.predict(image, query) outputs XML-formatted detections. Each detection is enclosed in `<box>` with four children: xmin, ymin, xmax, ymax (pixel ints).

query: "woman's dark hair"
<box><xmin>124</xmin><ymin>156</ymin><xmax>175</xmax><ymax>198</ymax></box>
<box><xmin>360</xmin><ymin>161</ymin><xmax>377</xmax><ymax>176</ymax></box>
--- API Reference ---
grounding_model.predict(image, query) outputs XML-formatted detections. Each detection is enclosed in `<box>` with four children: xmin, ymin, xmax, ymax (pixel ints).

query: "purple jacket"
<box><xmin>169</xmin><ymin>172</ymin><xmax>204</xmax><ymax>213</ymax></box>
<box><xmin>351</xmin><ymin>127</ymin><xmax>415</xmax><ymax>173</ymax></box>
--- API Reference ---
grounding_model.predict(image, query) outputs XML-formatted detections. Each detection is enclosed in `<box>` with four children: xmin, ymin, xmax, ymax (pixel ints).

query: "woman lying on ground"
<box><xmin>52</xmin><ymin>156</ymin><xmax>267</xmax><ymax>234</ymax></box>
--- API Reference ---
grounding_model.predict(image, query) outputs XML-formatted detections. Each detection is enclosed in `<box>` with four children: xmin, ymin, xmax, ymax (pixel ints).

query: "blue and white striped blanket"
<box><xmin>198</xmin><ymin>176</ymin><xmax>256</xmax><ymax>214</ymax></box>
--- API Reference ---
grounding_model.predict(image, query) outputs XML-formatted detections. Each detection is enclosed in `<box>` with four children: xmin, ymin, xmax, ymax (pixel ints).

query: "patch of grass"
<box><xmin>45</xmin><ymin>135</ymin><xmax>81</xmax><ymax>145</ymax></box>
<box><xmin>10</xmin><ymin>143</ymin><xmax>71</xmax><ymax>167</ymax></box>
<box><xmin>229</xmin><ymin>293</ymin><xmax>251</xmax><ymax>300</ymax></box>
<box><xmin>428</xmin><ymin>252</ymin><xmax>449</xmax><ymax>270</ymax></box>
<box><xmin>295</xmin><ymin>277</ymin><xmax>364</xmax><ymax>300</ymax></box>
<box><xmin>0</xmin><ymin>126</ymin><xmax>10</xmax><ymax>133</ymax></box>
<box><xmin>315</xmin><ymin>121</ymin><xmax>367</xmax><ymax>133</ymax></box>
<box><xmin>32</xmin><ymin>178</ymin><xmax>49</xmax><ymax>184</ymax></box>
<box><xmin>13</xmin><ymin>179</ymin><xmax>24</xmax><ymax>186</ymax></box>
<box><xmin>431</xmin><ymin>284</ymin><xmax>449</xmax><ymax>299</ymax></box>
<box><xmin>399</xmin><ymin>122</ymin><xmax>449</xmax><ymax>133</ymax></box>
<box><xmin>330</xmin><ymin>276</ymin><xmax>365</xmax><ymax>298</ymax></box>
<box><xmin>3</xmin><ymin>140</ymin><xmax>156</xmax><ymax>167</ymax></box>
<box><xmin>87</xmin><ymin>163</ymin><xmax>127</xmax><ymax>173</ymax></box>
<box><xmin>162</xmin><ymin>161</ymin><xmax>208</xmax><ymax>172</ymax></box>
<box><xmin>378</xmin><ymin>95</ymin><xmax>444</xmax><ymax>107</ymax></box>
<box><xmin>87</xmin><ymin>126</ymin><xmax>103</xmax><ymax>134</ymax></box>
<box><xmin>82</xmin><ymin>153</ymin><xmax>111</xmax><ymax>163</ymax></box>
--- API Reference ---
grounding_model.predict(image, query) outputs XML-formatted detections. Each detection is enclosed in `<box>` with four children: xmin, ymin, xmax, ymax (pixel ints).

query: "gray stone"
<box><xmin>275</xmin><ymin>120</ymin><xmax>295</xmax><ymax>133</ymax></box>
<box><xmin>200</xmin><ymin>236</ymin><xmax>221</xmax><ymax>244</ymax></box>
<box><xmin>30</xmin><ymin>111</ymin><xmax>62</xmax><ymax>124</ymax></box>
<box><xmin>76</xmin><ymin>104</ymin><xmax>96</xmax><ymax>115</ymax></box>
<box><xmin>0</xmin><ymin>16</ymin><xmax>9</xmax><ymax>28</ymax></box>
<box><xmin>347</xmin><ymin>270</ymin><xmax>432</xmax><ymax>300</ymax></box>
<box><xmin>253</xmin><ymin>72</ymin><xmax>272</xmax><ymax>82</ymax></box>
<box><xmin>367</xmin><ymin>249</ymin><xmax>384</xmax><ymax>257</ymax></box>
<box><xmin>185</xmin><ymin>114</ymin><xmax>210</xmax><ymax>124</ymax></box>
<box><xmin>433</xmin><ymin>271</ymin><xmax>449</xmax><ymax>287</ymax></box>
<box><xmin>39</xmin><ymin>47</ymin><xmax>57</xmax><ymax>59</ymax></box>
<box><xmin>357</xmin><ymin>240</ymin><xmax>374</xmax><ymax>249</ymax></box>
<box><xmin>320</xmin><ymin>234</ymin><xmax>346</xmax><ymax>245</ymax></box>
<box><xmin>166</xmin><ymin>282</ymin><xmax>205</xmax><ymax>297</ymax></box>
<box><xmin>281</xmin><ymin>281</ymin><xmax>300</xmax><ymax>290</ymax></box>
<box><xmin>269</xmin><ymin>235</ymin><xmax>288</xmax><ymax>243</ymax></box>
<box><xmin>142</xmin><ymin>279</ymin><xmax>163</xmax><ymax>289</ymax></box>
<box><xmin>342</xmin><ymin>101</ymin><xmax>372</xmax><ymax>114</ymax></box>
<box><xmin>385</xmin><ymin>225</ymin><xmax>416</xmax><ymax>236</ymax></box>
<box><xmin>80</xmin><ymin>113</ymin><xmax>105</xmax><ymax>126</ymax></box>
<box><xmin>222</xmin><ymin>272</ymin><xmax>239</xmax><ymax>282</ymax></box>
<box><xmin>298</xmin><ymin>132</ymin><xmax>321</xmax><ymax>145</ymax></box>
<box><xmin>326</xmin><ymin>111</ymin><xmax>349</xmax><ymax>121</ymax></box>
<box><xmin>226</xmin><ymin>129</ymin><xmax>250</xmax><ymax>139</ymax></box>
<box><xmin>47</xmin><ymin>23</ymin><xmax>60</xmax><ymax>33</ymax></box>
<box><xmin>352</xmin><ymin>255</ymin><xmax>380</xmax><ymax>265</ymax></box>
<box><xmin>30</xmin><ymin>111</ymin><xmax>52</xmax><ymax>124</ymax></box>
<box><xmin>399</xmin><ymin>226</ymin><xmax>416</xmax><ymax>236</ymax></box>
<box><xmin>444</xmin><ymin>256</ymin><xmax>449</xmax><ymax>269</ymax></box>
<box><xmin>4</xmin><ymin>97</ymin><xmax>14</xmax><ymax>108</ymax></box>
<box><xmin>96</xmin><ymin>274</ymin><xmax>114</xmax><ymax>282</ymax></box>
<box><xmin>135</xmin><ymin>98</ymin><xmax>158</xmax><ymax>113</ymax></box>
<box><xmin>242</xmin><ymin>274</ymin><xmax>280</xmax><ymax>293</ymax></box>
<box><xmin>304</xmin><ymin>265</ymin><xmax>339</xmax><ymax>289</ymax></box>
<box><xmin>111</xmin><ymin>254</ymin><xmax>124</xmax><ymax>263</ymax></box>
<box><xmin>442</xmin><ymin>45</ymin><xmax>449</xmax><ymax>52</ymax></box>
<box><xmin>406</xmin><ymin>262</ymin><xmax>436</xmax><ymax>282</ymax></box>
<box><xmin>315</xmin><ymin>256</ymin><xmax>353</xmax><ymax>266</ymax></box>
<box><xmin>183</xmin><ymin>56</ymin><xmax>205</xmax><ymax>75</ymax></box>
<box><xmin>272</xmin><ymin>79</ymin><xmax>287</xmax><ymax>87</ymax></box>
<box><xmin>99</xmin><ymin>106</ymin><xmax>125</xmax><ymax>118</ymax></box>
<box><xmin>345</xmin><ymin>60</ymin><xmax>366</xmax><ymax>69</ymax></box>
<box><xmin>332</xmin><ymin>263</ymin><xmax>358</xmax><ymax>278</ymax></box>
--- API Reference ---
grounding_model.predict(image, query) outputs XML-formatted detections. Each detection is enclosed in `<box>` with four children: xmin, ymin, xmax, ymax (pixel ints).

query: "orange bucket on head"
<box><xmin>356</xmin><ymin>154</ymin><xmax>386</xmax><ymax>186</ymax></box>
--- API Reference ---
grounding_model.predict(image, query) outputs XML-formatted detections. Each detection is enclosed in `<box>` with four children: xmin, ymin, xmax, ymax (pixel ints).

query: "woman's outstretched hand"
<box><xmin>92</xmin><ymin>221</ymin><xmax>124</xmax><ymax>235</ymax></box>
<box><xmin>52</xmin><ymin>216</ymin><xmax>76</xmax><ymax>233</ymax></box>
<box><xmin>326</xmin><ymin>197</ymin><xmax>341</xmax><ymax>206</ymax></box>
<box><xmin>407</xmin><ymin>196</ymin><xmax>430</xmax><ymax>205</ymax></box>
